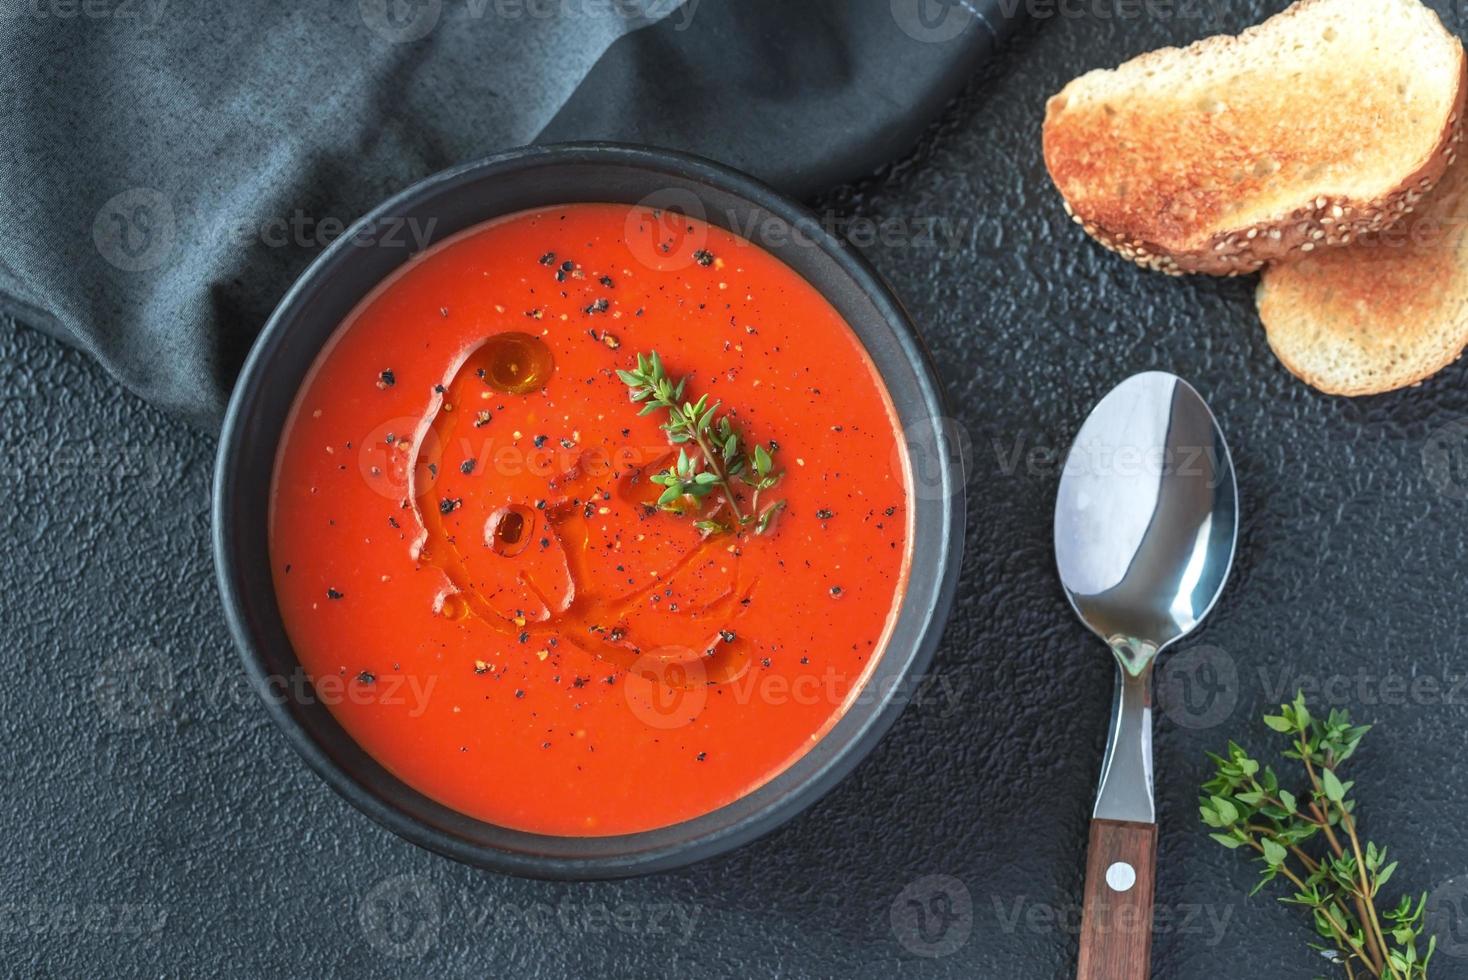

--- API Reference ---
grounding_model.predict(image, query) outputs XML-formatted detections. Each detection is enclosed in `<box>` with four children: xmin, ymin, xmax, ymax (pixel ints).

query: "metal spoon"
<box><xmin>1054</xmin><ymin>372</ymin><xmax>1238</xmax><ymax>980</ymax></box>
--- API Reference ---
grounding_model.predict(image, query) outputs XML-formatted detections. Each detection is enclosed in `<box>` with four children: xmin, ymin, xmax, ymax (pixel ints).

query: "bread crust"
<box><xmin>1043</xmin><ymin>0</ymin><xmax>1468</xmax><ymax>276</ymax></box>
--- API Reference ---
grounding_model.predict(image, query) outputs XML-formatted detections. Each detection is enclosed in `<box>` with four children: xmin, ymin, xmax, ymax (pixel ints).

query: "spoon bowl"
<box><xmin>1056</xmin><ymin>371</ymin><xmax>1238</xmax><ymax>671</ymax></box>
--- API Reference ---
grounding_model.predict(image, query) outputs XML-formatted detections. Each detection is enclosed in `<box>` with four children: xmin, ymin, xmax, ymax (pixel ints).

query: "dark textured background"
<box><xmin>4</xmin><ymin>2</ymin><xmax>1468</xmax><ymax>977</ymax></box>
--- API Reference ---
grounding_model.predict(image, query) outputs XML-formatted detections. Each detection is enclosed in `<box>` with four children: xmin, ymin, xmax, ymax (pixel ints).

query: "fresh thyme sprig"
<box><xmin>617</xmin><ymin>351</ymin><xmax>785</xmax><ymax>536</ymax></box>
<box><xmin>1201</xmin><ymin>693</ymin><xmax>1437</xmax><ymax>979</ymax></box>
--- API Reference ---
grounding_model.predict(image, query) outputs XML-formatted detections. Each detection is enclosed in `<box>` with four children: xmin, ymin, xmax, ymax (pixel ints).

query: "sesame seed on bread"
<box><xmin>1042</xmin><ymin>0</ymin><xmax>1467</xmax><ymax>276</ymax></box>
<box><xmin>1256</xmin><ymin>154</ymin><xmax>1468</xmax><ymax>395</ymax></box>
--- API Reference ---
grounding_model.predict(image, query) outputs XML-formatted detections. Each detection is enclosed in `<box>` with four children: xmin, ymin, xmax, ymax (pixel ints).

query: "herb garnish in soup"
<box><xmin>270</xmin><ymin>204</ymin><xmax>911</xmax><ymax>835</ymax></box>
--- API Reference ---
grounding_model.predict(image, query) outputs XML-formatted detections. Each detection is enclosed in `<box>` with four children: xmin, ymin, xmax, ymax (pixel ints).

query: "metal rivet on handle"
<box><xmin>1105</xmin><ymin>862</ymin><xmax>1136</xmax><ymax>893</ymax></box>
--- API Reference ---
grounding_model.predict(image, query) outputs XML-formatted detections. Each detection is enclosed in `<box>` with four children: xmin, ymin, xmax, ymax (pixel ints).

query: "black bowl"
<box><xmin>213</xmin><ymin>143</ymin><xmax>965</xmax><ymax>879</ymax></box>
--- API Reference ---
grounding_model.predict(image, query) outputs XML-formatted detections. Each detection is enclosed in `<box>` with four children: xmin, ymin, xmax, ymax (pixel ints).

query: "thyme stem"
<box><xmin>618</xmin><ymin>351</ymin><xmax>785</xmax><ymax>536</ymax></box>
<box><xmin>1201</xmin><ymin>694</ymin><xmax>1437</xmax><ymax>978</ymax></box>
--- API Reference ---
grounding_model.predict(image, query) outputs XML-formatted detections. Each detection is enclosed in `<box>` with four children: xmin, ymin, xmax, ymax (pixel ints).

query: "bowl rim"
<box><xmin>212</xmin><ymin>141</ymin><xmax>965</xmax><ymax>878</ymax></box>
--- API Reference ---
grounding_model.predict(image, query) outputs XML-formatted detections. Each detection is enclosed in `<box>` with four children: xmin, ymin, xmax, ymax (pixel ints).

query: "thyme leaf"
<box><xmin>618</xmin><ymin>351</ymin><xmax>785</xmax><ymax>536</ymax></box>
<box><xmin>1201</xmin><ymin>693</ymin><xmax>1437</xmax><ymax>978</ymax></box>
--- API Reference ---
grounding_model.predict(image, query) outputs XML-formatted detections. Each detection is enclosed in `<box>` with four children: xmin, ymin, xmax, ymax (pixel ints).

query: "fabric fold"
<box><xmin>0</xmin><ymin>0</ymin><xmax>1016</xmax><ymax>429</ymax></box>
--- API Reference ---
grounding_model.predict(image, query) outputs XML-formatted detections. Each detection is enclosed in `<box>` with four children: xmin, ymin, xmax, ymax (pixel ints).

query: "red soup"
<box><xmin>270</xmin><ymin>204</ymin><xmax>911</xmax><ymax>836</ymax></box>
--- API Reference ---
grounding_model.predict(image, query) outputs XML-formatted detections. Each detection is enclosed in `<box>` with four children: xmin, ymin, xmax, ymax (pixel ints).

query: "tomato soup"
<box><xmin>270</xmin><ymin>204</ymin><xmax>911</xmax><ymax>836</ymax></box>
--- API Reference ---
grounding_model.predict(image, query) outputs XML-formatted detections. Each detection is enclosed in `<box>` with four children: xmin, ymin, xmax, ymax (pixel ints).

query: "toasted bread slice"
<box><xmin>1256</xmin><ymin>155</ymin><xmax>1468</xmax><ymax>395</ymax></box>
<box><xmin>1043</xmin><ymin>0</ymin><xmax>1466</xmax><ymax>276</ymax></box>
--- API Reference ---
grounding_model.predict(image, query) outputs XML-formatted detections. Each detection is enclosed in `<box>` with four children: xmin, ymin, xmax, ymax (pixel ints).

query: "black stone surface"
<box><xmin>4</xmin><ymin>3</ymin><xmax>1468</xmax><ymax>977</ymax></box>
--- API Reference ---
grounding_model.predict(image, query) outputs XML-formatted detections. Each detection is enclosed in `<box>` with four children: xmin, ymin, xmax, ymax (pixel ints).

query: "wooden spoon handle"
<box><xmin>1076</xmin><ymin>818</ymin><xmax>1158</xmax><ymax>980</ymax></box>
